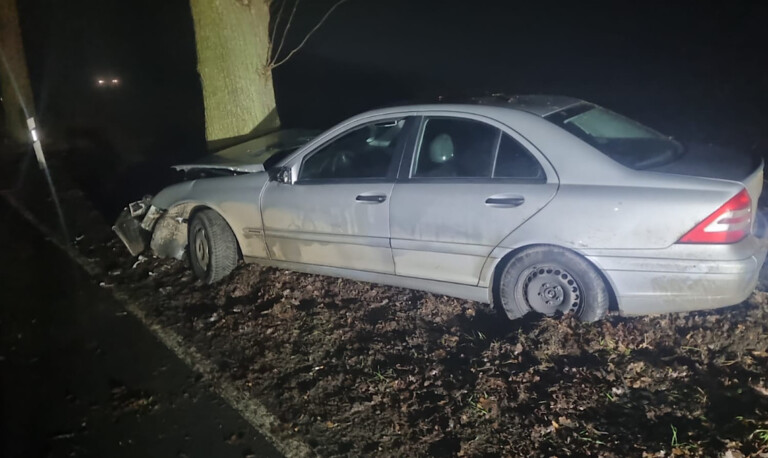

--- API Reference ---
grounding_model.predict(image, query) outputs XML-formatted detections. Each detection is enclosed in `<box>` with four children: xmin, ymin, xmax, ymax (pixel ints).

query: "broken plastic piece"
<box><xmin>140</xmin><ymin>205</ymin><xmax>163</xmax><ymax>231</ymax></box>
<box><xmin>112</xmin><ymin>209</ymin><xmax>148</xmax><ymax>256</ymax></box>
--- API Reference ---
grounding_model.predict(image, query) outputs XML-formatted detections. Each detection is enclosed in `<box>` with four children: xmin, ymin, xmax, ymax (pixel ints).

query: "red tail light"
<box><xmin>679</xmin><ymin>189</ymin><xmax>752</xmax><ymax>244</ymax></box>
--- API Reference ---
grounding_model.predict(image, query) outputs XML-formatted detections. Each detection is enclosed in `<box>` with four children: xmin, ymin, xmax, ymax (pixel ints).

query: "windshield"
<box><xmin>545</xmin><ymin>104</ymin><xmax>684</xmax><ymax>169</ymax></box>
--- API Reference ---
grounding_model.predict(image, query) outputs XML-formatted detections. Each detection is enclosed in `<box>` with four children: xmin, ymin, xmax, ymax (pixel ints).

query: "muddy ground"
<box><xmin>6</xmin><ymin>154</ymin><xmax>768</xmax><ymax>457</ymax></box>
<box><xmin>76</xmin><ymin>232</ymin><xmax>767</xmax><ymax>457</ymax></box>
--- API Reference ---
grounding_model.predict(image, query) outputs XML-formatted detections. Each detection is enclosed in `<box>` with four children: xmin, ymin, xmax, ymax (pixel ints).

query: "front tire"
<box><xmin>498</xmin><ymin>246</ymin><xmax>609</xmax><ymax>322</ymax></box>
<box><xmin>189</xmin><ymin>209</ymin><xmax>238</xmax><ymax>284</ymax></box>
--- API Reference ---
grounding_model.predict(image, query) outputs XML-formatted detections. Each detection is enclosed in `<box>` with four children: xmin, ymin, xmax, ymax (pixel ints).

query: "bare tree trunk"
<box><xmin>189</xmin><ymin>0</ymin><xmax>279</xmax><ymax>147</ymax></box>
<box><xmin>0</xmin><ymin>0</ymin><xmax>35</xmax><ymax>146</ymax></box>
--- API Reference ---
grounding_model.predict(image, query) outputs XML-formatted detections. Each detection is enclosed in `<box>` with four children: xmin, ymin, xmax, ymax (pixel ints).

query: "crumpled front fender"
<box><xmin>115</xmin><ymin>173</ymin><xmax>266</xmax><ymax>259</ymax></box>
<box><xmin>113</xmin><ymin>181</ymin><xmax>199</xmax><ymax>260</ymax></box>
<box><xmin>149</xmin><ymin>203</ymin><xmax>197</xmax><ymax>260</ymax></box>
<box><xmin>150</xmin><ymin>180</ymin><xmax>196</xmax><ymax>210</ymax></box>
<box><xmin>143</xmin><ymin>181</ymin><xmax>199</xmax><ymax>260</ymax></box>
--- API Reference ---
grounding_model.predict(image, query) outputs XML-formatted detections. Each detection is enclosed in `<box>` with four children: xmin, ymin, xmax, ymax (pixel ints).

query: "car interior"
<box><xmin>299</xmin><ymin>120</ymin><xmax>406</xmax><ymax>180</ymax></box>
<box><xmin>413</xmin><ymin>118</ymin><xmax>544</xmax><ymax>179</ymax></box>
<box><xmin>414</xmin><ymin>118</ymin><xmax>497</xmax><ymax>177</ymax></box>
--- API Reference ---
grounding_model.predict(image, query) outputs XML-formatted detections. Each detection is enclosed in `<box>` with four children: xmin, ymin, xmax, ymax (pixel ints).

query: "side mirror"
<box><xmin>268</xmin><ymin>166</ymin><xmax>292</xmax><ymax>184</ymax></box>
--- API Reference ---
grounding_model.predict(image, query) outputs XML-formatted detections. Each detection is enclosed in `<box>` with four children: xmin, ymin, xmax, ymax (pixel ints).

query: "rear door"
<box><xmin>261</xmin><ymin>117</ymin><xmax>416</xmax><ymax>274</ymax></box>
<box><xmin>390</xmin><ymin>114</ymin><xmax>559</xmax><ymax>285</ymax></box>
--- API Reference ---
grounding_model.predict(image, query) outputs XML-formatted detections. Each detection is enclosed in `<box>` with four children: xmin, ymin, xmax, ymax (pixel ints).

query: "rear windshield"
<box><xmin>545</xmin><ymin>104</ymin><xmax>683</xmax><ymax>170</ymax></box>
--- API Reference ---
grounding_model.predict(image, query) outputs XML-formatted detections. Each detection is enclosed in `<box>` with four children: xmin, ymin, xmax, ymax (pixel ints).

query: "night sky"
<box><xmin>13</xmin><ymin>0</ymin><xmax>768</xmax><ymax>204</ymax></box>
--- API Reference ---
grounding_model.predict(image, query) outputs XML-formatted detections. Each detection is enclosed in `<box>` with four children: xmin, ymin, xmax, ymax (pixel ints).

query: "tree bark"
<box><xmin>0</xmin><ymin>0</ymin><xmax>35</xmax><ymax>146</ymax></box>
<box><xmin>189</xmin><ymin>0</ymin><xmax>279</xmax><ymax>147</ymax></box>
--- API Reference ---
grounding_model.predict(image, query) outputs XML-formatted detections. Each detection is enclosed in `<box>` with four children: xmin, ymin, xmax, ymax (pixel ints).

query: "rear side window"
<box><xmin>413</xmin><ymin>118</ymin><xmax>499</xmax><ymax>178</ymax></box>
<box><xmin>494</xmin><ymin>134</ymin><xmax>545</xmax><ymax>179</ymax></box>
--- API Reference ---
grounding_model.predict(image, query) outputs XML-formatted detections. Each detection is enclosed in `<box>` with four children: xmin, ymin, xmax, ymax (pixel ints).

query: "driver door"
<box><xmin>260</xmin><ymin>117</ymin><xmax>416</xmax><ymax>274</ymax></box>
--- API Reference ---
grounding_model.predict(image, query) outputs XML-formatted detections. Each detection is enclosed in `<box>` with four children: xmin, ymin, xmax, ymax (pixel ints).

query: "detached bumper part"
<box><xmin>113</xmin><ymin>209</ymin><xmax>149</xmax><ymax>256</ymax></box>
<box><xmin>129</xmin><ymin>198</ymin><xmax>150</xmax><ymax>218</ymax></box>
<box><xmin>113</xmin><ymin>197</ymin><xmax>162</xmax><ymax>257</ymax></box>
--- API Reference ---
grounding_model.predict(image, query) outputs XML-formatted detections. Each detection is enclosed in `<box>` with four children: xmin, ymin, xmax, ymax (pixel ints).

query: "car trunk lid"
<box><xmin>647</xmin><ymin>143</ymin><xmax>764</xmax><ymax>233</ymax></box>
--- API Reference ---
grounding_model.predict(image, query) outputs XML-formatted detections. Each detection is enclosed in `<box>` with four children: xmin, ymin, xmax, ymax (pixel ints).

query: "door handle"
<box><xmin>356</xmin><ymin>194</ymin><xmax>387</xmax><ymax>204</ymax></box>
<box><xmin>485</xmin><ymin>196</ymin><xmax>525</xmax><ymax>207</ymax></box>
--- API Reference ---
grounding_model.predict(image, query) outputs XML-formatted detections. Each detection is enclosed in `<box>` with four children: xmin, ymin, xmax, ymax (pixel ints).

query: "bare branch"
<box><xmin>268</xmin><ymin>0</ymin><xmax>349</xmax><ymax>70</ymax></box>
<box><xmin>266</xmin><ymin>0</ymin><xmax>288</xmax><ymax>65</ymax></box>
<box><xmin>271</xmin><ymin>0</ymin><xmax>300</xmax><ymax>67</ymax></box>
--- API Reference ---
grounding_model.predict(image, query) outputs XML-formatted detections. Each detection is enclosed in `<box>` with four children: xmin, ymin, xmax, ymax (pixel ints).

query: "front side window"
<box><xmin>412</xmin><ymin>118</ymin><xmax>499</xmax><ymax>178</ymax></box>
<box><xmin>546</xmin><ymin>104</ymin><xmax>683</xmax><ymax>169</ymax></box>
<box><xmin>299</xmin><ymin>119</ymin><xmax>407</xmax><ymax>180</ymax></box>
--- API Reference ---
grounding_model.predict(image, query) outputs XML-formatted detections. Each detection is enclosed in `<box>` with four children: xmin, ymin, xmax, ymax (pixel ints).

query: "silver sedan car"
<box><xmin>115</xmin><ymin>95</ymin><xmax>768</xmax><ymax>322</ymax></box>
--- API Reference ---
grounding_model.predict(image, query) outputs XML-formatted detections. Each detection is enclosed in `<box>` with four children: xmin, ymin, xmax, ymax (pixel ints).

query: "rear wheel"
<box><xmin>498</xmin><ymin>246</ymin><xmax>609</xmax><ymax>322</ymax></box>
<box><xmin>189</xmin><ymin>209</ymin><xmax>238</xmax><ymax>284</ymax></box>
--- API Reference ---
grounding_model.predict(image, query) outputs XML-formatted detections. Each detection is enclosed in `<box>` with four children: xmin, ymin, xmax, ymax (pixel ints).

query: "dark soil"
<box><xmin>80</xmin><ymin>231</ymin><xmax>768</xmax><ymax>457</ymax></box>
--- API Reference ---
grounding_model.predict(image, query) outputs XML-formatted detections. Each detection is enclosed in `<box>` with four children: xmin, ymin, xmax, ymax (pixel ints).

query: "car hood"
<box><xmin>171</xmin><ymin>128</ymin><xmax>318</xmax><ymax>173</ymax></box>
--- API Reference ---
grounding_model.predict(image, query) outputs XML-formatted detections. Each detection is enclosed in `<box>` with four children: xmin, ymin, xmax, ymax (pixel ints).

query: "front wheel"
<box><xmin>498</xmin><ymin>246</ymin><xmax>609</xmax><ymax>322</ymax></box>
<box><xmin>189</xmin><ymin>209</ymin><xmax>238</xmax><ymax>284</ymax></box>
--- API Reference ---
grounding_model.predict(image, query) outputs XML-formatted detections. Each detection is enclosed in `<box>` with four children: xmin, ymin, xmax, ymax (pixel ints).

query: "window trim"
<box><xmin>295</xmin><ymin>117</ymin><xmax>413</xmax><ymax>184</ymax></box>
<box><xmin>489</xmin><ymin>129</ymin><xmax>503</xmax><ymax>177</ymax></box>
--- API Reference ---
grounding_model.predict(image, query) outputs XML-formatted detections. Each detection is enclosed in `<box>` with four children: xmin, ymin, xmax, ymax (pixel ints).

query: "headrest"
<box><xmin>429</xmin><ymin>133</ymin><xmax>454</xmax><ymax>164</ymax></box>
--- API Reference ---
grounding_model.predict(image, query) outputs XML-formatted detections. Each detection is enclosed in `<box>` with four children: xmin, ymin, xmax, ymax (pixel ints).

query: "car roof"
<box><xmin>379</xmin><ymin>94</ymin><xmax>587</xmax><ymax>117</ymax></box>
<box><xmin>473</xmin><ymin>94</ymin><xmax>586</xmax><ymax>116</ymax></box>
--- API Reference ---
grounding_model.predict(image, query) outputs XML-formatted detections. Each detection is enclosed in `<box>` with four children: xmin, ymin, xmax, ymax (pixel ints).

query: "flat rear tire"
<box><xmin>498</xmin><ymin>246</ymin><xmax>609</xmax><ymax>322</ymax></box>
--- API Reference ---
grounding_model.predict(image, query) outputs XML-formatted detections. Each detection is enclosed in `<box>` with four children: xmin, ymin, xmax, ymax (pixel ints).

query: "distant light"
<box><xmin>98</xmin><ymin>79</ymin><xmax>105</xmax><ymax>85</ymax></box>
<box><xmin>112</xmin><ymin>79</ymin><xmax>119</xmax><ymax>84</ymax></box>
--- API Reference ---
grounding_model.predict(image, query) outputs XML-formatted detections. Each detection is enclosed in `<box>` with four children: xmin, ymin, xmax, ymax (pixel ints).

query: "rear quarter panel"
<box><xmin>482</xmin><ymin>109</ymin><xmax>748</xmax><ymax>252</ymax></box>
<box><xmin>499</xmin><ymin>176</ymin><xmax>744</xmax><ymax>251</ymax></box>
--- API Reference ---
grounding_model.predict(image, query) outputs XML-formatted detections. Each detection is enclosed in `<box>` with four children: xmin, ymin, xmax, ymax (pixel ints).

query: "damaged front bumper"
<box><xmin>112</xmin><ymin>196</ymin><xmax>165</xmax><ymax>257</ymax></box>
<box><xmin>113</xmin><ymin>196</ymin><xmax>190</xmax><ymax>260</ymax></box>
